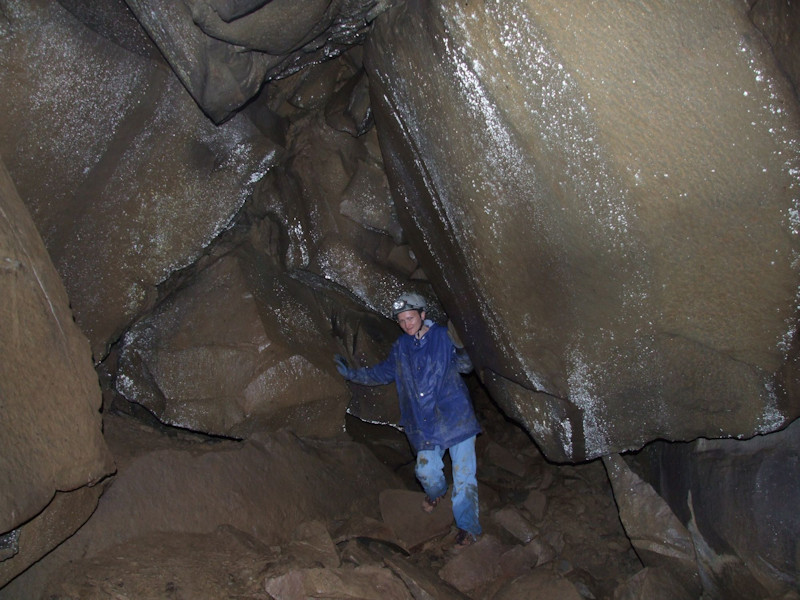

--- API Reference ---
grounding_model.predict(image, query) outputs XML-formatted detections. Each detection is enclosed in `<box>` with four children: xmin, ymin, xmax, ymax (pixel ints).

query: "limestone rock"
<box><xmin>612</xmin><ymin>566</ymin><xmax>697</xmax><ymax>600</ymax></box>
<box><xmin>124</xmin><ymin>0</ymin><xmax>393</xmax><ymax>123</ymax></box>
<box><xmin>255</xmin><ymin>99</ymin><xmax>435</xmax><ymax>319</ymax></box>
<box><xmin>326</xmin><ymin>69</ymin><xmax>374</xmax><ymax>137</ymax></box>
<box><xmin>330</xmin><ymin>516</ymin><xmax>399</xmax><ymax>548</ymax></box>
<box><xmin>339</xmin><ymin>157</ymin><xmax>400</xmax><ymax>242</ymax></box>
<box><xmin>249</xmin><ymin>101</ymin><xmax>433</xmax><ymax>427</ymax></box>
<box><xmin>437</xmin><ymin>535</ymin><xmax>508</xmax><ymax>594</ymax></box>
<box><xmin>1</xmin><ymin>420</ymin><xmax>404</xmax><ymax>599</ymax></box>
<box><xmin>86</xmin><ymin>429</ymin><xmax>399</xmax><ymax>554</ymax></box>
<box><xmin>490</xmin><ymin>506</ymin><xmax>537</xmax><ymax>544</ymax></box>
<box><xmin>383</xmin><ymin>554</ymin><xmax>470</xmax><ymax>600</ymax></box>
<box><xmin>40</xmin><ymin>527</ymin><xmax>276</xmax><ymax>600</ymax></box>
<box><xmin>386</xmin><ymin>245</ymin><xmax>419</xmax><ymax>277</ymax></box>
<box><xmin>121</xmin><ymin>0</ymin><xmax>275</xmax><ymax>123</ymax></box>
<box><xmin>491</xmin><ymin>568</ymin><xmax>584</xmax><ymax>600</ymax></box>
<box><xmin>289</xmin><ymin>57</ymin><xmax>357</xmax><ymax>111</ymax></box>
<box><xmin>0</xmin><ymin>160</ymin><xmax>114</xmax><ymax>583</ymax></box>
<box><xmin>523</xmin><ymin>489</ymin><xmax>548</xmax><ymax>522</ymax></box>
<box><xmin>188</xmin><ymin>0</ymin><xmax>344</xmax><ymax>55</ymax></box>
<box><xmin>339</xmin><ymin>539</ymin><xmax>384</xmax><ymax>569</ymax></box>
<box><xmin>0</xmin><ymin>485</ymin><xmax>108</xmax><ymax>588</ymax></box>
<box><xmin>0</xmin><ymin>0</ymin><xmax>280</xmax><ymax>360</ymax></box>
<box><xmin>497</xmin><ymin>539</ymin><xmax>555</xmax><ymax>579</ymax></box>
<box><xmin>58</xmin><ymin>0</ymin><xmax>162</xmax><ymax>59</ymax></box>
<box><xmin>285</xmin><ymin>521</ymin><xmax>341</xmax><ymax>570</ymax></box>
<box><xmin>366</xmin><ymin>0</ymin><xmax>800</xmax><ymax>461</ymax></box>
<box><xmin>641</xmin><ymin>419</ymin><xmax>800</xmax><ymax>598</ymax></box>
<box><xmin>264</xmin><ymin>565</ymin><xmax>413</xmax><ymax>600</ymax></box>
<box><xmin>602</xmin><ymin>454</ymin><xmax>701</xmax><ymax>597</ymax></box>
<box><xmin>117</xmin><ymin>251</ymin><xmax>350</xmax><ymax>438</ymax></box>
<box><xmin>482</xmin><ymin>440</ymin><xmax>529</xmax><ymax>478</ymax></box>
<box><xmin>379</xmin><ymin>490</ymin><xmax>453</xmax><ymax>551</ymax></box>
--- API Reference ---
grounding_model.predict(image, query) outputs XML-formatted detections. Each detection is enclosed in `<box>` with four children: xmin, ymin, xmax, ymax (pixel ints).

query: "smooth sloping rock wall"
<box><xmin>0</xmin><ymin>160</ymin><xmax>114</xmax><ymax>584</ymax></box>
<box><xmin>366</xmin><ymin>0</ymin><xmax>800</xmax><ymax>461</ymax></box>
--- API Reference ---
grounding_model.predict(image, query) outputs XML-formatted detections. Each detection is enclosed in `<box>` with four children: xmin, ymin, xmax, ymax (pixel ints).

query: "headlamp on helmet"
<box><xmin>391</xmin><ymin>292</ymin><xmax>427</xmax><ymax>317</ymax></box>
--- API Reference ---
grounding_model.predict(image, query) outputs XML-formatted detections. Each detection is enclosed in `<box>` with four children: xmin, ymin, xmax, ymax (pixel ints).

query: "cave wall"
<box><xmin>634</xmin><ymin>418</ymin><xmax>800</xmax><ymax>597</ymax></box>
<box><xmin>0</xmin><ymin>0</ymin><xmax>280</xmax><ymax>362</ymax></box>
<box><xmin>0</xmin><ymin>159</ymin><xmax>114</xmax><ymax>586</ymax></box>
<box><xmin>0</xmin><ymin>0</ymin><xmax>409</xmax><ymax>580</ymax></box>
<box><xmin>0</xmin><ymin>0</ymin><xmax>422</xmax><ymax>447</ymax></box>
<box><xmin>121</xmin><ymin>0</ymin><xmax>395</xmax><ymax>123</ymax></box>
<box><xmin>1</xmin><ymin>0</ymin><xmax>800</xmax><ymax>596</ymax></box>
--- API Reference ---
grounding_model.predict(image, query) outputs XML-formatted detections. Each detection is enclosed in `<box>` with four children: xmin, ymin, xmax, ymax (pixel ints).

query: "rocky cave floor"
<box><xmin>39</xmin><ymin>391</ymin><xmax>644</xmax><ymax>600</ymax></box>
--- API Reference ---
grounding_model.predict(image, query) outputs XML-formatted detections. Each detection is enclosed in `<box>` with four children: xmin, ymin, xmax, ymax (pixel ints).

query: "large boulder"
<box><xmin>249</xmin><ymin>82</ymin><xmax>444</xmax><ymax>323</ymax></box>
<box><xmin>365</xmin><ymin>0</ymin><xmax>800</xmax><ymax>461</ymax></box>
<box><xmin>113</xmin><ymin>55</ymin><xmax>425</xmax><ymax>435</ymax></box>
<box><xmin>245</xmin><ymin>79</ymin><xmax>442</xmax><ymax>426</ymax></box>
<box><xmin>0</xmin><ymin>0</ymin><xmax>280</xmax><ymax>361</ymax></box>
<box><xmin>117</xmin><ymin>246</ymin><xmax>351</xmax><ymax>438</ymax></box>
<box><xmin>0</xmin><ymin>160</ymin><xmax>114</xmax><ymax>585</ymax></box>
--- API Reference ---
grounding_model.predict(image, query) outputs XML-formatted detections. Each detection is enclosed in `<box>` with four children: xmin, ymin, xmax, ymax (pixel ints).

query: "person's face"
<box><xmin>397</xmin><ymin>309</ymin><xmax>425</xmax><ymax>336</ymax></box>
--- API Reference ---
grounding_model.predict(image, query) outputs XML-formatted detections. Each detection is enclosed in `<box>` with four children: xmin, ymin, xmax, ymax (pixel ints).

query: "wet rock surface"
<box><xmin>123</xmin><ymin>0</ymin><xmax>397</xmax><ymax>123</ymax></box>
<box><xmin>2</xmin><ymin>0</ymin><xmax>800</xmax><ymax>597</ymax></box>
<box><xmin>0</xmin><ymin>0</ymin><xmax>279</xmax><ymax>361</ymax></box>
<box><xmin>366</xmin><ymin>0</ymin><xmax>800</xmax><ymax>462</ymax></box>
<box><xmin>6</xmin><ymin>399</ymin><xmax>800</xmax><ymax>599</ymax></box>
<box><xmin>638</xmin><ymin>419</ymin><xmax>800</xmax><ymax>599</ymax></box>
<box><xmin>603</xmin><ymin>454</ymin><xmax>700</xmax><ymax>597</ymax></box>
<box><xmin>116</xmin><ymin>249</ymin><xmax>353</xmax><ymax>438</ymax></box>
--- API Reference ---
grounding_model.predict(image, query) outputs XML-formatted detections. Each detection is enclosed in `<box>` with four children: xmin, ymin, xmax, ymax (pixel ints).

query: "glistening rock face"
<box><xmin>639</xmin><ymin>418</ymin><xmax>800</xmax><ymax>597</ymax></box>
<box><xmin>366</xmin><ymin>0</ymin><xmax>800</xmax><ymax>461</ymax></box>
<box><xmin>0</xmin><ymin>1</ymin><xmax>280</xmax><ymax>361</ymax></box>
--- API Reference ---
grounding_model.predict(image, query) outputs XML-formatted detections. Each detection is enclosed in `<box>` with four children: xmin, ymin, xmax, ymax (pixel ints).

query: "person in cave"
<box><xmin>334</xmin><ymin>292</ymin><xmax>482</xmax><ymax>547</ymax></box>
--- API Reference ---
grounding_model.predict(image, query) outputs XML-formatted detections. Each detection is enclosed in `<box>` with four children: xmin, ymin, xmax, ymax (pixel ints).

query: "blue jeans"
<box><xmin>415</xmin><ymin>436</ymin><xmax>481</xmax><ymax>536</ymax></box>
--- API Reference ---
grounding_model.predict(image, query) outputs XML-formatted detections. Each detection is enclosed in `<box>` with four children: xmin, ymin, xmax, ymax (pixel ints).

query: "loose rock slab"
<box><xmin>379</xmin><ymin>489</ymin><xmax>453</xmax><ymax>551</ymax></box>
<box><xmin>264</xmin><ymin>565</ymin><xmax>414</xmax><ymax>600</ymax></box>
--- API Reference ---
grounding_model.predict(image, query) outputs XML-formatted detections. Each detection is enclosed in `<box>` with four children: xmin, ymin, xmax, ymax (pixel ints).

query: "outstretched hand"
<box><xmin>334</xmin><ymin>354</ymin><xmax>350</xmax><ymax>378</ymax></box>
<box><xmin>447</xmin><ymin>320</ymin><xmax>465</xmax><ymax>349</ymax></box>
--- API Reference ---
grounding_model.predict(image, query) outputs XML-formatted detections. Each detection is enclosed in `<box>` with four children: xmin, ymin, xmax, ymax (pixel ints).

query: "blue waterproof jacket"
<box><xmin>344</xmin><ymin>322</ymin><xmax>481</xmax><ymax>453</ymax></box>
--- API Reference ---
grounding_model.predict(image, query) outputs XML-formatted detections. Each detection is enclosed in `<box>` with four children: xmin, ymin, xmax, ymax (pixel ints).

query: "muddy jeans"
<box><xmin>415</xmin><ymin>435</ymin><xmax>481</xmax><ymax>536</ymax></box>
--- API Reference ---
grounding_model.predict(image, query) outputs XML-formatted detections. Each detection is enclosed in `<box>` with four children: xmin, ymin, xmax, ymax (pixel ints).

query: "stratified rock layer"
<box><xmin>603</xmin><ymin>454</ymin><xmax>700</xmax><ymax>597</ymax></box>
<box><xmin>366</xmin><ymin>0</ymin><xmax>800</xmax><ymax>461</ymax></box>
<box><xmin>641</xmin><ymin>418</ymin><xmax>800</xmax><ymax>597</ymax></box>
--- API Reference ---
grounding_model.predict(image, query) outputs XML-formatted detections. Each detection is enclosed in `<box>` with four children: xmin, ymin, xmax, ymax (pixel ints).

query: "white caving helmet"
<box><xmin>391</xmin><ymin>292</ymin><xmax>427</xmax><ymax>317</ymax></box>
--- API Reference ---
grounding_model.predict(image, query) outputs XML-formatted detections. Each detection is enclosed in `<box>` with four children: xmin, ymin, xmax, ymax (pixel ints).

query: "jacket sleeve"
<box><xmin>346</xmin><ymin>346</ymin><xmax>397</xmax><ymax>386</ymax></box>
